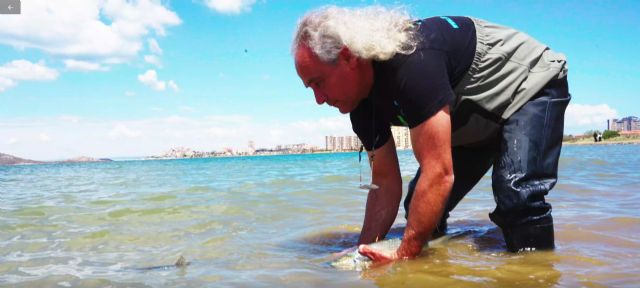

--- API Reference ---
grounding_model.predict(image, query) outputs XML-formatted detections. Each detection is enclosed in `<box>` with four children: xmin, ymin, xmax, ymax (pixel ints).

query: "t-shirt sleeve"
<box><xmin>350</xmin><ymin>99</ymin><xmax>392</xmax><ymax>151</ymax></box>
<box><xmin>395</xmin><ymin>49</ymin><xmax>455</xmax><ymax>128</ymax></box>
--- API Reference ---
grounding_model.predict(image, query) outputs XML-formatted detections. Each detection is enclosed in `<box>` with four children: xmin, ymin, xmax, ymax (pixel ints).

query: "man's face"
<box><xmin>294</xmin><ymin>44</ymin><xmax>370</xmax><ymax>114</ymax></box>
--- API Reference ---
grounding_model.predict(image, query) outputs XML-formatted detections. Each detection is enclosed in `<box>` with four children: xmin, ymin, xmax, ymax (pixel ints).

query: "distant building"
<box><xmin>162</xmin><ymin>146</ymin><xmax>194</xmax><ymax>158</ymax></box>
<box><xmin>325</xmin><ymin>136</ymin><xmax>336</xmax><ymax>151</ymax></box>
<box><xmin>325</xmin><ymin>135</ymin><xmax>361</xmax><ymax>151</ymax></box>
<box><xmin>248</xmin><ymin>140</ymin><xmax>256</xmax><ymax>155</ymax></box>
<box><xmin>608</xmin><ymin>116</ymin><xmax>640</xmax><ymax>132</ymax></box>
<box><xmin>391</xmin><ymin>126</ymin><xmax>412</xmax><ymax>149</ymax></box>
<box><xmin>325</xmin><ymin>127</ymin><xmax>412</xmax><ymax>151</ymax></box>
<box><xmin>277</xmin><ymin>143</ymin><xmax>318</xmax><ymax>152</ymax></box>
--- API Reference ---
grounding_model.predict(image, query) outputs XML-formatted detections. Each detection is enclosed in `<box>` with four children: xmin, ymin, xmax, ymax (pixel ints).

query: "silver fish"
<box><xmin>330</xmin><ymin>236</ymin><xmax>452</xmax><ymax>271</ymax></box>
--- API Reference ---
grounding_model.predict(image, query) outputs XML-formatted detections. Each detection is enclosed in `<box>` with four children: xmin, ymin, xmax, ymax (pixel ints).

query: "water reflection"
<box><xmin>368</xmin><ymin>229</ymin><xmax>560</xmax><ymax>287</ymax></box>
<box><xmin>292</xmin><ymin>220</ymin><xmax>563</xmax><ymax>287</ymax></box>
<box><xmin>368</xmin><ymin>251</ymin><xmax>561</xmax><ymax>287</ymax></box>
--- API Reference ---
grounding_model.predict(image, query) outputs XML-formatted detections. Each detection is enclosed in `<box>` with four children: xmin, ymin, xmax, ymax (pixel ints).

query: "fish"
<box><xmin>329</xmin><ymin>235</ymin><xmax>453</xmax><ymax>271</ymax></box>
<box><xmin>131</xmin><ymin>255</ymin><xmax>190</xmax><ymax>272</ymax></box>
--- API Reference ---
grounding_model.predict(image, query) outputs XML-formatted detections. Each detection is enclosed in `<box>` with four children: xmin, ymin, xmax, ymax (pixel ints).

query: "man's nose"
<box><xmin>313</xmin><ymin>89</ymin><xmax>326</xmax><ymax>105</ymax></box>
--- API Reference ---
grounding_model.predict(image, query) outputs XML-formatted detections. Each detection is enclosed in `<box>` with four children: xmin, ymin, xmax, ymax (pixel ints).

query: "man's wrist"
<box><xmin>397</xmin><ymin>240</ymin><xmax>423</xmax><ymax>259</ymax></box>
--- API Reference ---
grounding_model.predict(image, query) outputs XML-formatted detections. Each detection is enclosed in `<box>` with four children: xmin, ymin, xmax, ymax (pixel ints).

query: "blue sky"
<box><xmin>1</xmin><ymin>0</ymin><xmax>638</xmax><ymax>160</ymax></box>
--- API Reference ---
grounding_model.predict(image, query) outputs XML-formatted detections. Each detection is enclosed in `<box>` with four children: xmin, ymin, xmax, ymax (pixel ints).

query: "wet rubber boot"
<box><xmin>502</xmin><ymin>218</ymin><xmax>555</xmax><ymax>252</ymax></box>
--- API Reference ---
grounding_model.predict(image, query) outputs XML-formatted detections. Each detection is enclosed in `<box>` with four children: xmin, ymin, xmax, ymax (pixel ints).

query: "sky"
<box><xmin>0</xmin><ymin>0</ymin><xmax>638</xmax><ymax>160</ymax></box>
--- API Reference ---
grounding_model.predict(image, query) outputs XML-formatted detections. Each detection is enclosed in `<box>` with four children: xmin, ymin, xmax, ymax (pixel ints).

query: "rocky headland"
<box><xmin>0</xmin><ymin>153</ymin><xmax>113</xmax><ymax>166</ymax></box>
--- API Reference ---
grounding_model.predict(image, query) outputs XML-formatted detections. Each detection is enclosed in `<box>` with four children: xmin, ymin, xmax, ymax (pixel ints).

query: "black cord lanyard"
<box><xmin>358</xmin><ymin>87</ymin><xmax>380</xmax><ymax>190</ymax></box>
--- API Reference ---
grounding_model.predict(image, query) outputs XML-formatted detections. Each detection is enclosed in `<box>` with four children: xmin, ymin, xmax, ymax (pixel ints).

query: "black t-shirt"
<box><xmin>350</xmin><ymin>16</ymin><xmax>476</xmax><ymax>150</ymax></box>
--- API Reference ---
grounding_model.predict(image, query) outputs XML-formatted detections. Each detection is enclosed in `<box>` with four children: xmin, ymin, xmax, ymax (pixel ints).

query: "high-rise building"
<box><xmin>391</xmin><ymin>126</ymin><xmax>412</xmax><ymax>149</ymax></box>
<box><xmin>325</xmin><ymin>136</ymin><xmax>337</xmax><ymax>151</ymax></box>
<box><xmin>248</xmin><ymin>140</ymin><xmax>256</xmax><ymax>155</ymax></box>
<box><xmin>325</xmin><ymin>135</ymin><xmax>361</xmax><ymax>151</ymax></box>
<box><xmin>608</xmin><ymin>116</ymin><xmax>640</xmax><ymax>132</ymax></box>
<box><xmin>325</xmin><ymin>128</ymin><xmax>412</xmax><ymax>151</ymax></box>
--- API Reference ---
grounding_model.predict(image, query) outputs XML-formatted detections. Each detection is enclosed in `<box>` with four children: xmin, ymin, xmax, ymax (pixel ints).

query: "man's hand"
<box><xmin>358</xmin><ymin>244</ymin><xmax>400</xmax><ymax>264</ymax></box>
<box><xmin>358</xmin><ymin>240</ymin><xmax>422</xmax><ymax>264</ymax></box>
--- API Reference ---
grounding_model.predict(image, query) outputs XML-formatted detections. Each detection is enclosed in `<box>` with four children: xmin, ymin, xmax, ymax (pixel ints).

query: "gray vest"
<box><xmin>451</xmin><ymin>18</ymin><xmax>568</xmax><ymax>147</ymax></box>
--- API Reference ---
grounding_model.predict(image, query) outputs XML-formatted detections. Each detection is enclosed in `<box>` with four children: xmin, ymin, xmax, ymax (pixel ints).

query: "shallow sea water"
<box><xmin>1</xmin><ymin>145</ymin><xmax>638</xmax><ymax>287</ymax></box>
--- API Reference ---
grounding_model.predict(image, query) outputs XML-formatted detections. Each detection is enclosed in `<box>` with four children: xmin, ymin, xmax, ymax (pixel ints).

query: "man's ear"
<box><xmin>339</xmin><ymin>46</ymin><xmax>359</xmax><ymax>68</ymax></box>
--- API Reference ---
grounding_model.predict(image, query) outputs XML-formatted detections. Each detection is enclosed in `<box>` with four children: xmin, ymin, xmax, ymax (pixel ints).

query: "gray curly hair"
<box><xmin>292</xmin><ymin>6</ymin><xmax>419</xmax><ymax>62</ymax></box>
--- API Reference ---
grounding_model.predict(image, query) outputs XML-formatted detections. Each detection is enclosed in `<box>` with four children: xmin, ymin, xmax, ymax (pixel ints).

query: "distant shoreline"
<box><xmin>562</xmin><ymin>138</ymin><xmax>640</xmax><ymax>146</ymax></box>
<box><xmin>4</xmin><ymin>141</ymin><xmax>638</xmax><ymax>166</ymax></box>
<box><xmin>144</xmin><ymin>150</ymin><xmax>360</xmax><ymax>161</ymax></box>
<box><xmin>145</xmin><ymin>148</ymin><xmax>419</xmax><ymax>161</ymax></box>
<box><xmin>0</xmin><ymin>153</ymin><xmax>113</xmax><ymax>166</ymax></box>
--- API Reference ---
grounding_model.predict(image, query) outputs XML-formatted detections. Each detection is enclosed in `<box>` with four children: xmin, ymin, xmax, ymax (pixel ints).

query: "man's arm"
<box><xmin>358</xmin><ymin>136</ymin><xmax>403</xmax><ymax>245</ymax></box>
<box><xmin>397</xmin><ymin>105</ymin><xmax>454</xmax><ymax>257</ymax></box>
<box><xmin>360</xmin><ymin>106</ymin><xmax>454</xmax><ymax>260</ymax></box>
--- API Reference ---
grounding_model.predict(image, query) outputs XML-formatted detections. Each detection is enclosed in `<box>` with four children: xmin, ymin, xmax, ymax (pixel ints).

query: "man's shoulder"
<box><xmin>417</xmin><ymin>16</ymin><xmax>473</xmax><ymax>29</ymax></box>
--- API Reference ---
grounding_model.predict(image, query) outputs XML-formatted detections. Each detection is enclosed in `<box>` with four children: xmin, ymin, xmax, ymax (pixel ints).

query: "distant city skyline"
<box><xmin>325</xmin><ymin>127</ymin><xmax>413</xmax><ymax>151</ymax></box>
<box><xmin>608</xmin><ymin>116</ymin><xmax>640</xmax><ymax>133</ymax></box>
<box><xmin>1</xmin><ymin>1</ymin><xmax>638</xmax><ymax>160</ymax></box>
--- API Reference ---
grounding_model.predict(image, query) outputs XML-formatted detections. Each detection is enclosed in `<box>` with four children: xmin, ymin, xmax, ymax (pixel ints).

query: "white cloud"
<box><xmin>164</xmin><ymin>115</ymin><xmax>198</xmax><ymax>125</ymax></box>
<box><xmin>0</xmin><ymin>115</ymin><xmax>353</xmax><ymax>160</ymax></box>
<box><xmin>108</xmin><ymin>123</ymin><xmax>141</xmax><ymax>139</ymax></box>
<box><xmin>0</xmin><ymin>60</ymin><xmax>58</xmax><ymax>80</ymax></box>
<box><xmin>138</xmin><ymin>70</ymin><xmax>165</xmax><ymax>91</ymax></box>
<box><xmin>290</xmin><ymin>116</ymin><xmax>352</xmax><ymax>135</ymax></box>
<box><xmin>207</xmin><ymin>126</ymin><xmax>239</xmax><ymax>138</ymax></box>
<box><xmin>204</xmin><ymin>0</ymin><xmax>257</xmax><ymax>14</ymax></box>
<box><xmin>138</xmin><ymin>70</ymin><xmax>167</xmax><ymax>91</ymax></box>
<box><xmin>565</xmin><ymin>103</ymin><xmax>618</xmax><ymax>133</ymax></box>
<box><xmin>203</xmin><ymin>115</ymin><xmax>252</xmax><ymax>125</ymax></box>
<box><xmin>148</xmin><ymin>38</ymin><xmax>163</xmax><ymax>55</ymax></box>
<box><xmin>8</xmin><ymin>138</ymin><xmax>18</xmax><ymax>145</ymax></box>
<box><xmin>0</xmin><ymin>77</ymin><xmax>15</xmax><ymax>92</ymax></box>
<box><xmin>0</xmin><ymin>60</ymin><xmax>58</xmax><ymax>92</ymax></box>
<box><xmin>125</xmin><ymin>91</ymin><xmax>136</xmax><ymax>97</ymax></box>
<box><xmin>137</xmin><ymin>69</ymin><xmax>178</xmax><ymax>92</ymax></box>
<box><xmin>64</xmin><ymin>59</ymin><xmax>109</xmax><ymax>72</ymax></box>
<box><xmin>57</xmin><ymin>115</ymin><xmax>83</xmax><ymax>123</ymax></box>
<box><xmin>39</xmin><ymin>133</ymin><xmax>50</xmax><ymax>142</ymax></box>
<box><xmin>144</xmin><ymin>55</ymin><xmax>162</xmax><ymax>67</ymax></box>
<box><xmin>137</xmin><ymin>70</ymin><xmax>178</xmax><ymax>92</ymax></box>
<box><xmin>168</xmin><ymin>80</ymin><xmax>179</xmax><ymax>92</ymax></box>
<box><xmin>268</xmin><ymin>128</ymin><xmax>285</xmax><ymax>138</ymax></box>
<box><xmin>0</xmin><ymin>0</ymin><xmax>180</xmax><ymax>62</ymax></box>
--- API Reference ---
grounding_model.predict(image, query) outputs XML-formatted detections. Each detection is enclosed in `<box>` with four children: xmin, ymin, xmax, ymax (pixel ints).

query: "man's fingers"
<box><xmin>358</xmin><ymin>245</ymin><xmax>373</xmax><ymax>258</ymax></box>
<box><xmin>359</xmin><ymin>244</ymin><xmax>390</xmax><ymax>262</ymax></box>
